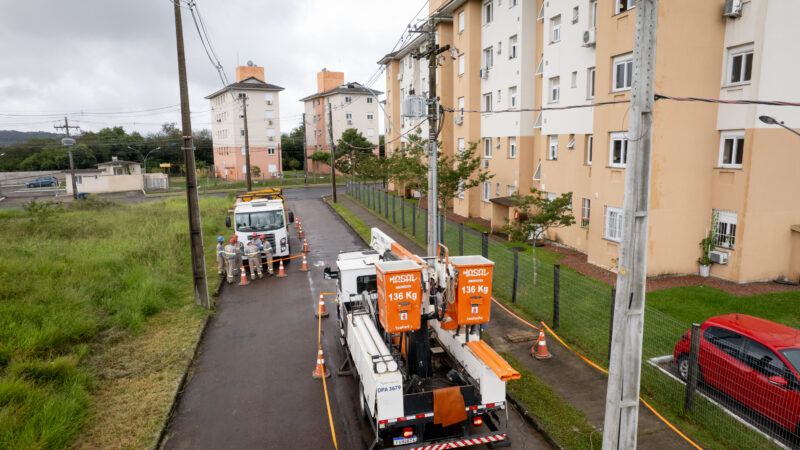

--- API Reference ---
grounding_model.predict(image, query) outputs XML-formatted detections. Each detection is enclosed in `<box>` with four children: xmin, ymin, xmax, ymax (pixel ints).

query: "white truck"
<box><xmin>225</xmin><ymin>189</ymin><xmax>294</xmax><ymax>258</ymax></box>
<box><xmin>324</xmin><ymin>228</ymin><xmax>518</xmax><ymax>449</ymax></box>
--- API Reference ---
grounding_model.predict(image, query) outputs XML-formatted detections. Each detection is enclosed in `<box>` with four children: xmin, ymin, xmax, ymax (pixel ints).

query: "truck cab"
<box><xmin>226</xmin><ymin>189</ymin><xmax>293</xmax><ymax>257</ymax></box>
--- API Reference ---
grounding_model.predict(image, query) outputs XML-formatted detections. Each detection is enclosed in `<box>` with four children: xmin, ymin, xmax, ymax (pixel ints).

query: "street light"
<box><xmin>128</xmin><ymin>146</ymin><xmax>161</xmax><ymax>193</ymax></box>
<box><xmin>758</xmin><ymin>115</ymin><xmax>800</xmax><ymax>137</ymax></box>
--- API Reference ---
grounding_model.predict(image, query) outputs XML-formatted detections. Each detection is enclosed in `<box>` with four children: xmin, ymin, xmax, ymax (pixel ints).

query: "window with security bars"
<box><xmin>581</xmin><ymin>198</ymin><xmax>590</xmax><ymax>228</ymax></box>
<box><xmin>714</xmin><ymin>209</ymin><xmax>737</xmax><ymax>249</ymax></box>
<box><xmin>605</xmin><ymin>206</ymin><xmax>622</xmax><ymax>242</ymax></box>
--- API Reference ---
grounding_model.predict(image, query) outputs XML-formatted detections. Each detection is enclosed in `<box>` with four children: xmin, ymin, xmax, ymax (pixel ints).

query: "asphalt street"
<box><xmin>163</xmin><ymin>187</ymin><xmax>550</xmax><ymax>450</ymax></box>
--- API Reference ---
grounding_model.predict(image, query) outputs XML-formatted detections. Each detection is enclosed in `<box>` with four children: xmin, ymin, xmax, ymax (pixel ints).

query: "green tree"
<box><xmin>252</xmin><ymin>165</ymin><xmax>261</xmax><ymax>179</ymax></box>
<box><xmin>288</xmin><ymin>159</ymin><xmax>300</xmax><ymax>171</ymax></box>
<box><xmin>386</xmin><ymin>134</ymin><xmax>426</xmax><ymax>197</ymax></box>
<box><xmin>502</xmin><ymin>189</ymin><xmax>575</xmax><ymax>285</ymax></box>
<box><xmin>281</xmin><ymin>125</ymin><xmax>305</xmax><ymax>171</ymax></box>
<box><xmin>335</xmin><ymin>128</ymin><xmax>374</xmax><ymax>176</ymax></box>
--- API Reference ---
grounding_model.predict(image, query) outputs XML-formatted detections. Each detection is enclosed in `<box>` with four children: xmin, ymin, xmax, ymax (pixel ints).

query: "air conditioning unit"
<box><xmin>723</xmin><ymin>0</ymin><xmax>743</xmax><ymax>17</ymax></box>
<box><xmin>480</xmin><ymin>160</ymin><xmax>489</xmax><ymax>168</ymax></box>
<box><xmin>454</xmin><ymin>115</ymin><xmax>463</xmax><ymax>125</ymax></box>
<box><xmin>709</xmin><ymin>250</ymin><xmax>729</xmax><ymax>265</ymax></box>
<box><xmin>480</xmin><ymin>68</ymin><xmax>489</xmax><ymax>79</ymax></box>
<box><xmin>267</xmin><ymin>100</ymin><xmax>273</xmax><ymax>105</ymax></box>
<box><xmin>267</xmin><ymin>120</ymin><xmax>273</xmax><ymax>125</ymax></box>
<box><xmin>347</xmin><ymin>119</ymin><xmax>353</xmax><ymax>125</ymax></box>
<box><xmin>268</xmin><ymin>136</ymin><xmax>275</xmax><ymax>142</ymax></box>
<box><xmin>582</xmin><ymin>28</ymin><xmax>596</xmax><ymax>46</ymax></box>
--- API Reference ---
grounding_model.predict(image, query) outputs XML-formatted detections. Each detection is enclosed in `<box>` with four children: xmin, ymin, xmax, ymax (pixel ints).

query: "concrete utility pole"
<box><xmin>602</xmin><ymin>1</ymin><xmax>658</xmax><ymax>448</ymax></box>
<box><xmin>327</xmin><ymin>100</ymin><xmax>337</xmax><ymax>202</ymax></box>
<box><xmin>425</xmin><ymin>16</ymin><xmax>439</xmax><ymax>257</ymax></box>
<box><xmin>54</xmin><ymin>116</ymin><xmax>80</xmax><ymax>199</ymax></box>
<box><xmin>240</xmin><ymin>93</ymin><xmax>252</xmax><ymax>191</ymax></box>
<box><xmin>302</xmin><ymin>114</ymin><xmax>308</xmax><ymax>184</ymax></box>
<box><xmin>173</xmin><ymin>0</ymin><xmax>210</xmax><ymax>309</ymax></box>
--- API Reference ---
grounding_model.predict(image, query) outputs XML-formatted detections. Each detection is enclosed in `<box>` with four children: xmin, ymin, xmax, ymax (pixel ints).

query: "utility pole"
<box><xmin>425</xmin><ymin>17</ymin><xmax>438</xmax><ymax>257</ymax></box>
<box><xmin>173</xmin><ymin>0</ymin><xmax>210</xmax><ymax>309</ymax></box>
<box><xmin>240</xmin><ymin>93</ymin><xmax>252</xmax><ymax>191</ymax></box>
<box><xmin>327</xmin><ymin>100</ymin><xmax>337</xmax><ymax>202</ymax></box>
<box><xmin>302</xmin><ymin>114</ymin><xmax>308</xmax><ymax>185</ymax></box>
<box><xmin>54</xmin><ymin>116</ymin><xmax>80</xmax><ymax>199</ymax></box>
<box><xmin>602</xmin><ymin>1</ymin><xmax>658</xmax><ymax>448</ymax></box>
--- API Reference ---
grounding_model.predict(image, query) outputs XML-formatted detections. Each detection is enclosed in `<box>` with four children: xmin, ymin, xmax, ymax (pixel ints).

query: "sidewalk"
<box><xmin>337</xmin><ymin>195</ymin><xmax>695</xmax><ymax>449</ymax></box>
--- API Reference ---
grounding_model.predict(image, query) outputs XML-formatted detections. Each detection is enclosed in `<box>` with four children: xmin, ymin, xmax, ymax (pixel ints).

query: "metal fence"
<box><xmin>345</xmin><ymin>180</ymin><xmax>792</xmax><ymax>449</ymax></box>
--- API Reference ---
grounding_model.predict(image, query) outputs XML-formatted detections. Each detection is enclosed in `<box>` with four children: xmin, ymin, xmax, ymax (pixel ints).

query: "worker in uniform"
<box><xmin>259</xmin><ymin>234</ymin><xmax>274</xmax><ymax>275</ymax></box>
<box><xmin>215</xmin><ymin>236</ymin><xmax>226</xmax><ymax>277</ymax></box>
<box><xmin>246</xmin><ymin>234</ymin><xmax>263</xmax><ymax>279</ymax></box>
<box><xmin>233</xmin><ymin>235</ymin><xmax>245</xmax><ymax>279</ymax></box>
<box><xmin>223</xmin><ymin>238</ymin><xmax>237</xmax><ymax>284</ymax></box>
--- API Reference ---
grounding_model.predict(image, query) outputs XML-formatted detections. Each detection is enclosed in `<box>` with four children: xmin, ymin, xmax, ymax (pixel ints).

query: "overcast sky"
<box><xmin>0</xmin><ymin>0</ymin><xmax>427</xmax><ymax>135</ymax></box>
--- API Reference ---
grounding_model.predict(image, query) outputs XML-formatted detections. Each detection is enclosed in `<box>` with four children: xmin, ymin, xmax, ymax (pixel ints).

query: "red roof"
<box><xmin>708</xmin><ymin>314</ymin><xmax>800</xmax><ymax>350</ymax></box>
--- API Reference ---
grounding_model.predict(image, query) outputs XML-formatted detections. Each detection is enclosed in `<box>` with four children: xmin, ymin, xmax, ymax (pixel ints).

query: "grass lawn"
<box><xmin>0</xmin><ymin>196</ymin><xmax>228</xmax><ymax>448</ymax></box>
<box><xmin>168</xmin><ymin>171</ymin><xmax>331</xmax><ymax>190</ymax></box>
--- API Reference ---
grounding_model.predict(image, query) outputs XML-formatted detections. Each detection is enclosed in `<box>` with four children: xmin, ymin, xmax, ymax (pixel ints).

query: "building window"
<box><xmin>551</xmin><ymin>15</ymin><xmax>561</xmax><ymax>43</ymax></box>
<box><xmin>510</xmin><ymin>0</ymin><xmax>518</xmax><ymax>7</ymax></box>
<box><xmin>458</xmin><ymin>11</ymin><xmax>465</xmax><ymax>32</ymax></box>
<box><xmin>568</xmin><ymin>134</ymin><xmax>576</xmax><ymax>148</ymax></box>
<box><xmin>509</xmin><ymin>35</ymin><xmax>518</xmax><ymax>59</ymax></box>
<box><xmin>458</xmin><ymin>138</ymin><xmax>465</xmax><ymax>155</ymax></box>
<box><xmin>482</xmin><ymin>181</ymin><xmax>491</xmax><ymax>202</ymax></box>
<box><xmin>586</xmin><ymin>135</ymin><xmax>593</xmax><ymax>165</ymax></box>
<box><xmin>728</xmin><ymin>45</ymin><xmax>753</xmax><ymax>85</ymax></box>
<box><xmin>367</xmin><ymin>112</ymin><xmax>374</xmax><ymax>120</ymax></box>
<box><xmin>113</xmin><ymin>166</ymin><xmax>124</xmax><ymax>175</ymax></box>
<box><xmin>242</xmin><ymin>164</ymin><xmax>247</xmax><ymax>174</ymax></box>
<box><xmin>613</xmin><ymin>53</ymin><xmax>633</xmax><ymax>91</ymax></box>
<box><xmin>241</xmin><ymin>146</ymin><xmax>246</xmax><ymax>156</ymax></box>
<box><xmin>549</xmin><ymin>77</ymin><xmax>560</xmax><ymax>103</ymax></box>
<box><xmin>367</xmin><ymin>128</ymin><xmax>375</xmax><ymax>137</ymax></box>
<box><xmin>240</xmin><ymin>128</ymin><xmax>245</xmax><ymax>137</ymax></box>
<box><xmin>590</xmin><ymin>0</ymin><xmax>598</xmax><ymax>27</ymax></box>
<box><xmin>509</xmin><ymin>86</ymin><xmax>517</xmax><ymax>108</ymax></box>
<box><xmin>533</xmin><ymin>162</ymin><xmax>542</xmax><ymax>180</ymax></box>
<box><xmin>484</xmin><ymin>138</ymin><xmax>493</xmax><ymax>158</ymax></box>
<box><xmin>239</xmin><ymin>108</ymin><xmax>244</xmax><ymax>118</ymax></box>
<box><xmin>458</xmin><ymin>180</ymin><xmax>465</xmax><ymax>199</ymax></box>
<box><xmin>265</xmin><ymin>92</ymin><xmax>274</xmax><ymax>105</ymax></box>
<box><xmin>549</xmin><ymin>135</ymin><xmax>558</xmax><ymax>160</ymax></box>
<box><xmin>458</xmin><ymin>97</ymin><xmax>465</xmax><ymax>114</ymax></box>
<box><xmin>345</xmin><ymin>96</ymin><xmax>352</xmax><ymax>103</ymax></box>
<box><xmin>572</xmin><ymin>6</ymin><xmax>580</xmax><ymax>23</ymax></box>
<box><xmin>266</xmin><ymin>110</ymin><xmax>274</xmax><ymax>120</ymax></box>
<box><xmin>483</xmin><ymin>92</ymin><xmax>493</xmax><ymax>112</ymax></box>
<box><xmin>615</xmin><ymin>0</ymin><xmax>635</xmax><ymax>15</ymax></box>
<box><xmin>507</xmin><ymin>185</ymin><xmax>516</xmax><ymax>196</ymax></box>
<box><xmin>483</xmin><ymin>1</ymin><xmax>493</xmax><ymax>25</ymax></box>
<box><xmin>345</xmin><ymin>112</ymin><xmax>352</xmax><ymax>120</ymax></box>
<box><xmin>587</xmin><ymin>67</ymin><xmax>596</xmax><ymax>98</ymax></box>
<box><xmin>509</xmin><ymin>137</ymin><xmax>517</xmax><ymax>158</ymax></box>
<box><xmin>581</xmin><ymin>199</ymin><xmax>591</xmax><ymax>228</ymax></box>
<box><xmin>719</xmin><ymin>131</ymin><xmax>744</xmax><ymax>168</ymax></box>
<box><xmin>610</xmin><ymin>132</ymin><xmax>628</xmax><ymax>168</ymax></box>
<box><xmin>458</xmin><ymin>54</ymin><xmax>465</xmax><ymax>75</ymax></box>
<box><xmin>605</xmin><ymin>206</ymin><xmax>623</xmax><ymax>242</ymax></box>
<box><xmin>483</xmin><ymin>47</ymin><xmax>493</xmax><ymax>69</ymax></box>
<box><xmin>714</xmin><ymin>210</ymin><xmax>737</xmax><ymax>249</ymax></box>
<box><xmin>268</xmin><ymin>147</ymin><xmax>276</xmax><ymax>155</ymax></box>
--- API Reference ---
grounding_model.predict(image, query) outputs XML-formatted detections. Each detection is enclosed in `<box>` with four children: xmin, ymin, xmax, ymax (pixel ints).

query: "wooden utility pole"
<box><xmin>602</xmin><ymin>1</ymin><xmax>658</xmax><ymax>448</ymax></box>
<box><xmin>54</xmin><ymin>116</ymin><xmax>80</xmax><ymax>199</ymax></box>
<box><xmin>240</xmin><ymin>93</ymin><xmax>252</xmax><ymax>191</ymax></box>
<box><xmin>327</xmin><ymin>101</ymin><xmax>337</xmax><ymax>202</ymax></box>
<box><xmin>173</xmin><ymin>0</ymin><xmax>210</xmax><ymax>309</ymax></box>
<box><xmin>302</xmin><ymin>114</ymin><xmax>308</xmax><ymax>185</ymax></box>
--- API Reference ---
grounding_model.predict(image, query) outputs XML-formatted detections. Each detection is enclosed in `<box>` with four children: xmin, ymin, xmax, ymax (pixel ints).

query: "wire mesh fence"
<box><xmin>345</xmin><ymin>180</ymin><xmax>795</xmax><ymax>449</ymax></box>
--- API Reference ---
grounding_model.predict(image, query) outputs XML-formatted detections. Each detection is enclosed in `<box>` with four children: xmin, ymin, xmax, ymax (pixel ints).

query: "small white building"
<box><xmin>66</xmin><ymin>157</ymin><xmax>161</xmax><ymax>194</ymax></box>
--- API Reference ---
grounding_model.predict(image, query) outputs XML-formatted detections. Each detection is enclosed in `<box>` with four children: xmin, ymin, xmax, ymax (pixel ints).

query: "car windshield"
<box><xmin>235</xmin><ymin>211</ymin><xmax>284</xmax><ymax>232</ymax></box>
<box><xmin>780</xmin><ymin>348</ymin><xmax>800</xmax><ymax>375</ymax></box>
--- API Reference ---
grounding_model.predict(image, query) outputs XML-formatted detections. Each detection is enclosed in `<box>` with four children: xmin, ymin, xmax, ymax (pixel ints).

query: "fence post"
<box><xmin>609</xmin><ymin>288</ymin><xmax>616</xmax><ymax>364</ymax></box>
<box><xmin>684</xmin><ymin>323</ymin><xmax>702</xmax><ymax>412</ymax></box>
<box><xmin>392</xmin><ymin>195</ymin><xmax>396</xmax><ymax>224</ymax></box>
<box><xmin>553</xmin><ymin>264</ymin><xmax>560</xmax><ymax>330</ymax></box>
<box><xmin>459</xmin><ymin>222</ymin><xmax>464</xmax><ymax>256</ymax></box>
<box><xmin>384</xmin><ymin>192</ymin><xmax>389</xmax><ymax>219</ymax></box>
<box><xmin>512</xmin><ymin>248</ymin><xmax>519</xmax><ymax>303</ymax></box>
<box><xmin>481</xmin><ymin>232</ymin><xmax>489</xmax><ymax>258</ymax></box>
<box><xmin>439</xmin><ymin>214</ymin><xmax>444</xmax><ymax>244</ymax></box>
<box><xmin>401</xmin><ymin>199</ymin><xmax>405</xmax><ymax>229</ymax></box>
<box><xmin>412</xmin><ymin>202</ymin><xmax>416</xmax><ymax>236</ymax></box>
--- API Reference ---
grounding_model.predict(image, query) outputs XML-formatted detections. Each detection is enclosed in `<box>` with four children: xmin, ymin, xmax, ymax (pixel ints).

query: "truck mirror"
<box><xmin>324</xmin><ymin>267</ymin><xmax>338</xmax><ymax>280</ymax></box>
<box><xmin>225</xmin><ymin>216</ymin><xmax>231</xmax><ymax>228</ymax></box>
<box><xmin>288</xmin><ymin>211</ymin><xmax>295</xmax><ymax>223</ymax></box>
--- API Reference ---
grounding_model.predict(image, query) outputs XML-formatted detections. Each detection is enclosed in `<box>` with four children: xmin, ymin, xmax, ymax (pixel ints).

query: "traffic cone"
<box><xmin>315</xmin><ymin>294</ymin><xmax>328</xmax><ymax>318</ymax></box>
<box><xmin>295</xmin><ymin>217</ymin><xmax>300</xmax><ymax>229</ymax></box>
<box><xmin>312</xmin><ymin>345</ymin><xmax>330</xmax><ymax>379</ymax></box>
<box><xmin>300</xmin><ymin>254</ymin><xmax>309</xmax><ymax>272</ymax></box>
<box><xmin>239</xmin><ymin>265</ymin><xmax>249</xmax><ymax>285</ymax></box>
<box><xmin>277</xmin><ymin>260</ymin><xmax>287</xmax><ymax>278</ymax></box>
<box><xmin>303</xmin><ymin>238</ymin><xmax>309</xmax><ymax>253</ymax></box>
<box><xmin>299</xmin><ymin>225</ymin><xmax>304</xmax><ymax>238</ymax></box>
<box><xmin>531</xmin><ymin>323</ymin><xmax>552</xmax><ymax>360</ymax></box>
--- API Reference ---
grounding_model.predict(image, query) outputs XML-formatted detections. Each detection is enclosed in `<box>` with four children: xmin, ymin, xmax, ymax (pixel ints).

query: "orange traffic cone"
<box><xmin>300</xmin><ymin>254</ymin><xmax>309</xmax><ymax>272</ymax></box>
<box><xmin>277</xmin><ymin>260</ymin><xmax>287</xmax><ymax>278</ymax></box>
<box><xmin>239</xmin><ymin>265</ymin><xmax>249</xmax><ymax>285</ymax></box>
<box><xmin>295</xmin><ymin>217</ymin><xmax>300</xmax><ymax>229</ymax></box>
<box><xmin>299</xmin><ymin>226</ymin><xmax>304</xmax><ymax>238</ymax></box>
<box><xmin>303</xmin><ymin>238</ymin><xmax>309</xmax><ymax>253</ymax></box>
<box><xmin>312</xmin><ymin>345</ymin><xmax>330</xmax><ymax>379</ymax></box>
<box><xmin>315</xmin><ymin>294</ymin><xmax>328</xmax><ymax>318</ymax></box>
<box><xmin>531</xmin><ymin>323</ymin><xmax>552</xmax><ymax>360</ymax></box>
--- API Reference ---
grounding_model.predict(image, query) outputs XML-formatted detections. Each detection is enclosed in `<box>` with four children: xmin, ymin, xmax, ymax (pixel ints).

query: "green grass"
<box><xmin>0</xmin><ymin>196</ymin><xmax>228</xmax><ymax>449</ymax></box>
<box><xmin>168</xmin><ymin>172</ymin><xmax>331</xmax><ymax>191</ymax></box>
<box><xmin>463</xmin><ymin>221</ymin><xmax>489</xmax><ymax>234</ymax></box>
<box><xmin>502</xmin><ymin>353</ymin><xmax>600</xmax><ymax>449</ymax></box>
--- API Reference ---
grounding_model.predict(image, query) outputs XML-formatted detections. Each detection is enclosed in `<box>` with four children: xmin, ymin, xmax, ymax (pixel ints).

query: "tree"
<box><xmin>281</xmin><ymin>125</ymin><xmax>305</xmax><ymax>171</ymax></box>
<box><xmin>386</xmin><ymin>133</ymin><xmax>426</xmax><ymax>197</ymax></box>
<box><xmin>251</xmin><ymin>165</ymin><xmax>261</xmax><ymax>179</ymax></box>
<box><xmin>311</xmin><ymin>151</ymin><xmax>330</xmax><ymax>165</ymax></box>
<box><xmin>288</xmin><ymin>159</ymin><xmax>300</xmax><ymax>171</ymax></box>
<box><xmin>335</xmin><ymin>128</ymin><xmax>374</xmax><ymax>176</ymax></box>
<box><xmin>433</xmin><ymin>141</ymin><xmax>491</xmax><ymax>220</ymax></box>
<box><xmin>502</xmin><ymin>189</ymin><xmax>575</xmax><ymax>285</ymax></box>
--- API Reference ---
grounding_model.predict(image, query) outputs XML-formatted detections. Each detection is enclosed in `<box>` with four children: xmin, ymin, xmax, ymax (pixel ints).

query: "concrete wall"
<box><xmin>67</xmin><ymin>173</ymin><xmax>143</xmax><ymax>194</ymax></box>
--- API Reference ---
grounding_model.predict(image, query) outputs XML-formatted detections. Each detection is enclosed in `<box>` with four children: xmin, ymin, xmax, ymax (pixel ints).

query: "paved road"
<box><xmin>163</xmin><ymin>189</ymin><xmax>550</xmax><ymax>450</ymax></box>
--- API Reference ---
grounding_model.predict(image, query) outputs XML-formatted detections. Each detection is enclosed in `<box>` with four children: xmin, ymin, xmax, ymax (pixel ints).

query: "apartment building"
<box><xmin>206</xmin><ymin>64</ymin><xmax>284</xmax><ymax>181</ymax></box>
<box><xmin>380</xmin><ymin>0</ymin><xmax>800</xmax><ymax>283</ymax></box>
<box><xmin>300</xmin><ymin>69</ymin><xmax>382</xmax><ymax>174</ymax></box>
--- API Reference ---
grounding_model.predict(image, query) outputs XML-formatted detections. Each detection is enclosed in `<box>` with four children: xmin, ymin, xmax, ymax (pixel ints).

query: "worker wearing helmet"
<box><xmin>223</xmin><ymin>238</ymin><xmax>238</xmax><ymax>284</ymax></box>
<box><xmin>245</xmin><ymin>235</ymin><xmax>263</xmax><ymax>280</ymax></box>
<box><xmin>259</xmin><ymin>234</ymin><xmax>274</xmax><ymax>275</ymax></box>
<box><xmin>215</xmin><ymin>236</ymin><xmax>226</xmax><ymax>277</ymax></box>
<box><xmin>233</xmin><ymin>235</ymin><xmax>245</xmax><ymax>280</ymax></box>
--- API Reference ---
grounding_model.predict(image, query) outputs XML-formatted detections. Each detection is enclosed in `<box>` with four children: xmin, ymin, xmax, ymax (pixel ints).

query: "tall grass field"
<box><xmin>0</xmin><ymin>196</ymin><xmax>229</xmax><ymax>448</ymax></box>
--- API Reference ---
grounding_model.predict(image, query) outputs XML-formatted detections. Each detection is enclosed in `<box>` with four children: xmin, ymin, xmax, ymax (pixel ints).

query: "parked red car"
<box><xmin>674</xmin><ymin>314</ymin><xmax>800</xmax><ymax>436</ymax></box>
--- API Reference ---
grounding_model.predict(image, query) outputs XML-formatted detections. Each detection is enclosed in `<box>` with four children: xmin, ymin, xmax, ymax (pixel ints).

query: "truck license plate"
<box><xmin>393</xmin><ymin>436</ymin><xmax>417</xmax><ymax>445</ymax></box>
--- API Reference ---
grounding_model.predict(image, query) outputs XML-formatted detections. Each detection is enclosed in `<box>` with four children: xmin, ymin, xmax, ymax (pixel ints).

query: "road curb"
<box><xmin>152</xmin><ymin>277</ymin><xmax>224</xmax><ymax>450</ymax></box>
<box><xmin>322</xmin><ymin>195</ymin><xmax>369</xmax><ymax>246</ymax></box>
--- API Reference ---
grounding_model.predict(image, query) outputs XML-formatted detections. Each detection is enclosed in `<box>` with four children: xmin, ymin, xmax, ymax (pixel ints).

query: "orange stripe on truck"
<box><xmin>466</xmin><ymin>340</ymin><xmax>521</xmax><ymax>382</ymax></box>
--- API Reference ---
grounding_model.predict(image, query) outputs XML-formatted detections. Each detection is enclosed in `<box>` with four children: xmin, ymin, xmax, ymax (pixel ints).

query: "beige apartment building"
<box><xmin>300</xmin><ymin>70</ymin><xmax>382</xmax><ymax>174</ymax></box>
<box><xmin>380</xmin><ymin>0</ymin><xmax>800</xmax><ymax>283</ymax></box>
<box><xmin>206</xmin><ymin>64</ymin><xmax>284</xmax><ymax>181</ymax></box>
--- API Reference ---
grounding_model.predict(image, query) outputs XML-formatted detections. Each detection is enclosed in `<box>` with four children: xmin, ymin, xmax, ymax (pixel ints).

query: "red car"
<box><xmin>673</xmin><ymin>314</ymin><xmax>800</xmax><ymax>435</ymax></box>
